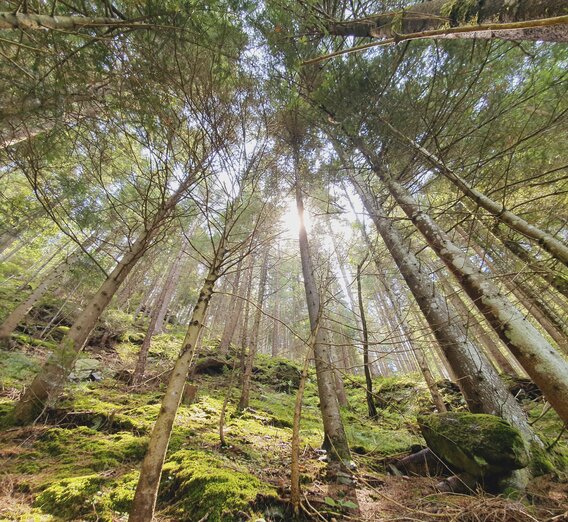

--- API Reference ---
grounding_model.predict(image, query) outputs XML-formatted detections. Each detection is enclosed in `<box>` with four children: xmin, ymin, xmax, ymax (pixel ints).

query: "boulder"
<box><xmin>418</xmin><ymin>412</ymin><xmax>529</xmax><ymax>480</ymax></box>
<box><xmin>69</xmin><ymin>358</ymin><xmax>102</xmax><ymax>381</ymax></box>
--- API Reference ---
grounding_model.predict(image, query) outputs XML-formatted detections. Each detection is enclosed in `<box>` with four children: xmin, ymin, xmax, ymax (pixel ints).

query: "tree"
<box><xmin>294</xmin><ymin>143</ymin><xmax>351</xmax><ymax>465</ymax></box>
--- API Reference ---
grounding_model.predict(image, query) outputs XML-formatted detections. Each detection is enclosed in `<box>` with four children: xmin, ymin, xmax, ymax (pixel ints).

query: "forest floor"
<box><xmin>1</xmin><ymin>326</ymin><xmax>567</xmax><ymax>522</ymax></box>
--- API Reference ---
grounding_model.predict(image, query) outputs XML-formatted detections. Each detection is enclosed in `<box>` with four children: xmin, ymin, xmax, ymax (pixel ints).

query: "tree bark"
<box><xmin>434</xmin><ymin>267</ymin><xmax>522</xmax><ymax>377</ymax></box>
<box><xmin>238</xmin><ymin>249</ymin><xmax>269</xmax><ymax>410</ymax></box>
<box><xmin>357</xmin><ymin>260</ymin><xmax>378</xmax><ymax>418</ymax></box>
<box><xmin>350</xmin><ymin>175</ymin><xmax>538</xmax><ymax>451</ymax></box>
<box><xmin>218</xmin><ymin>257</ymin><xmax>245</xmax><ymax>355</ymax></box>
<box><xmin>469</xmin><ymin>240</ymin><xmax>568</xmax><ymax>355</ymax></box>
<box><xmin>271</xmin><ymin>245</ymin><xmax>282</xmax><ymax>357</ymax></box>
<box><xmin>12</xmin><ymin>174</ymin><xmax>195</xmax><ymax>424</ymax></box>
<box><xmin>131</xmin><ymin>240</ymin><xmax>187</xmax><ymax>385</ymax></box>
<box><xmin>128</xmin><ymin>231</ymin><xmax>229</xmax><ymax>522</ymax></box>
<box><xmin>0</xmin><ymin>237</ymin><xmax>93</xmax><ymax>343</ymax></box>
<box><xmin>326</xmin><ymin>0</ymin><xmax>568</xmax><ymax>42</ymax></box>
<box><xmin>295</xmin><ymin>158</ymin><xmax>351</xmax><ymax>464</ymax></box>
<box><xmin>354</xmin><ymin>138</ymin><xmax>568</xmax><ymax>425</ymax></box>
<box><xmin>0</xmin><ymin>12</ymin><xmax>153</xmax><ymax>31</ymax></box>
<box><xmin>386</xmin><ymin>124</ymin><xmax>568</xmax><ymax>267</ymax></box>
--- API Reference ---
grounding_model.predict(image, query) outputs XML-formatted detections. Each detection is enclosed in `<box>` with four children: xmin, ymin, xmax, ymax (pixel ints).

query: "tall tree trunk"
<box><xmin>0</xmin><ymin>12</ymin><xmax>152</xmax><ymax>31</ymax></box>
<box><xmin>490</xmin><ymin>223</ymin><xmax>568</xmax><ymax>300</ymax></box>
<box><xmin>218</xmin><ymin>257</ymin><xmax>245</xmax><ymax>355</ymax></box>
<box><xmin>12</xmin><ymin>176</ymin><xmax>194</xmax><ymax>424</ymax></box>
<box><xmin>237</xmin><ymin>258</ymin><xmax>255</xmax><ymax>383</ymax></box>
<box><xmin>377</xmin><ymin>268</ymin><xmax>448</xmax><ymax>409</ymax></box>
<box><xmin>354</xmin><ymin>138</ymin><xmax>568</xmax><ymax>425</ymax></box>
<box><xmin>155</xmin><ymin>238</ymin><xmax>191</xmax><ymax>333</ymax></box>
<box><xmin>357</xmin><ymin>260</ymin><xmax>378</xmax><ymax>418</ymax></box>
<box><xmin>271</xmin><ymin>245</ymin><xmax>281</xmax><ymax>357</ymax></box>
<box><xmin>238</xmin><ymin>249</ymin><xmax>269</xmax><ymax>410</ymax></box>
<box><xmin>385</xmin><ymin>124</ymin><xmax>568</xmax><ymax>266</ymax></box>
<box><xmin>468</xmin><ymin>240</ymin><xmax>568</xmax><ymax>355</ymax></box>
<box><xmin>128</xmin><ymin>227</ymin><xmax>231</xmax><ymax>522</ymax></box>
<box><xmin>350</xmin><ymin>175</ymin><xmax>538</xmax><ymax>451</ymax></box>
<box><xmin>295</xmin><ymin>162</ymin><xmax>351</xmax><ymax>464</ymax></box>
<box><xmin>326</xmin><ymin>0</ymin><xmax>568</xmax><ymax>42</ymax></box>
<box><xmin>131</xmin><ymin>240</ymin><xmax>188</xmax><ymax>385</ymax></box>
<box><xmin>435</xmin><ymin>267</ymin><xmax>522</xmax><ymax>377</ymax></box>
<box><xmin>0</xmin><ymin>236</ymin><xmax>95</xmax><ymax>344</ymax></box>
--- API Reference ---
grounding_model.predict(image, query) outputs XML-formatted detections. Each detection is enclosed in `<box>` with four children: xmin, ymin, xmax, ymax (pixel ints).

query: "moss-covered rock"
<box><xmin>159</xmin><ymin>449</ymin><xmax>278</xmax><ymax>521</ymax></box>
<box><xmin>419</xmin><ymin>412</ymin><xmax>529</xmax><ymax>479</ymax></box>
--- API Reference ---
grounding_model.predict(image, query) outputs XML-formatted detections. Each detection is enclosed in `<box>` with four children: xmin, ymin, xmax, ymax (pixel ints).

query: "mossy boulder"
<box><xmin>254</xmin><ymin>355</ymin><xmax>302</xmax><ymax>393</ymax></box>
<box><xmin>418</xmin><ymin>412</ymin><xmax>529</xmax><ymax>479</ymax></box>
<box><xmin>159</xmin><ymin>449</ymin><xmax>278</xmax><ymax>521</ymax></box>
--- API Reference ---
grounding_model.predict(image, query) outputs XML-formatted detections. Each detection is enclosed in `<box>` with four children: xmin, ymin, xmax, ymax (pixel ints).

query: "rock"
<box><xmin>193</xmin><ymin>357</ymin><xmax>229</xmax><ymax>375</ymax></box>
<box><xmin>418</xmin><ymin>412</ymin><xmax>529</xmax><ymax>480</ymax></box>
<box><xmin>395</xmin><ymin>447</ymin><xmax>447</xmax><ymax>476</ymax></box>
<box><xmin>69</xmin><ymin>358</ymin><xmax>101</xmax><ymax>381</ymax></box>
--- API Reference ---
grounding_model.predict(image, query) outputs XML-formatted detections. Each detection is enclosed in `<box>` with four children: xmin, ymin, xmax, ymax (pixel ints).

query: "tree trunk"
<box><xmin>357</xmin><ymin>260</ymin><xmax>378</xmax><ymax>418</ymax></box>
<box><xmin>491</xmin><ymin>224</ymin><xmax>568</xmax><ymax>300</ymax></box>
<box><xmin>386</xmin><ymin>124</ymin><xmax>568</xmax><ymax>266</ymax></box>
<box><xmin>326</xmin><ymin>0</ymin><xmax>568</xmax><ymax>42</ymax></box>
<box><xmin>12</xmin><ymin>175</ymin><xmax>195</xmax><ymax>424</ymax></box>
<box><xmin>295</xmin><ymin>160</ymin><xmax>351</xmax><ymax>464</ymax></box>
<box><xmin>218</xmin><ymin>257</ymin><xmax>245</xmax><ymax>355</ymax></box>
<box><xmin>435</xmin><ymin>267</ymin><xmax>522</xmax><ymax>377</ymax></box>
<box><xmin>469</xmin><ymin>241</ymin><xmax>568</xmax><ymax>355</ymax></box>
<box><xmin>0</xmin><ymin>241</ymin><xmax>88</xmax><ymax>343</ymax></box>
<box><xmin>155</xmin><ymin>237</ymin><xmax>190</xmax><ymax>333</ymax></box>
<box><xmin>350</xmin><ymin>175</ymin><xmax>538</xmax><ymax>451</ymax></box>
<box><xmin>128</xmin><ymin>234</ymin><xmax>229</xmax><ymax>522</ymax></box>
<box><xmin>354</xmin><ymin>139</ymin><xmax>568</xmax><ymax>425</ymax></box>
<box><xmin>271</xmin><ymin>245</ymin><xmax>281</xmax><ymax>357</ymax></box>
<box><xmin>131</xmin><ymin>241</ymin><xmax>187</xmax><ymax>385</ymax></box>
<box><xmin>238</xmin><ymin>250</ymin><xmax>269</xmax><ymax>410</ymax></box>
<box><xmin>0</xmin><ymin>12</ymin><xmax>152</xmax><ymax>31</ymax></box>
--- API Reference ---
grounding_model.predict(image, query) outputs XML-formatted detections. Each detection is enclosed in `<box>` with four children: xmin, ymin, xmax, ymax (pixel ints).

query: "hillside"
<box><xmin>1</xmin><ymin>314</ymin><xmax>567</xmax><ymax>521</ymax></box>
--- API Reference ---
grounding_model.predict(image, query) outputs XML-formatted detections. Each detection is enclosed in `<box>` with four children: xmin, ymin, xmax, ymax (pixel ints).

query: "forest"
<box><xmin>0</xmin><ymin>0</ymin><xmax>567</xmax><ymax>521</ymax></box>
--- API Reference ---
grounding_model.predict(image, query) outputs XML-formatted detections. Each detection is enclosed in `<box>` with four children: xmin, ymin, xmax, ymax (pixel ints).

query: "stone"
<box><xmin>418</xmin><ymin>412</ymin><xmax>529</xmax><ymax>480</ymax></box>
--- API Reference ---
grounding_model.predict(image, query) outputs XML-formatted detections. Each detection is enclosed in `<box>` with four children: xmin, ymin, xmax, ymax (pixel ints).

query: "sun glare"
<box><xmin>281</xmin><ymin>197</ymin><xmax>312</xmax><ymax>238</ymax></box>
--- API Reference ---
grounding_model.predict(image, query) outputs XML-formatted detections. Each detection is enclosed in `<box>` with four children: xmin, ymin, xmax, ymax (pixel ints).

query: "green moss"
<box><xmin>35</xmin><ymin>471</ymin><xmax>141</xmax><ymax>521</ymax></box>
<box><xmin>35</xmin><ymin>474</ymin><xmax>105</xmax><ymax>520</ymax></box>
<box><xmin>9</xmin><ymin>334</ymin><xmax>57</xmax><ymax>350</ymax></box>
<box><xmin>36</xmin><ymin>427</ymin><xmax>147</xmax><ymax>472</ymax></box>
<box><xmin>254</xmin><ymin>354</ymin><xmax>302</xmax><ymax>393</ymax></box>
<box><xmin>160</xmin><ymin>449</ymin><xmax>277</xmax><ymax>521</ymax></box>
<box><xmin>0</xmin><ymin>349</ymin><xmax>42</xmax><ymax>389</ymax></box>
<box><xmin>440</xmin><ymin>0</ymin><xmax>479</xmax><ymax>25</ymax></box>
<box><xmin>419</xmin><ymin>412</ymin><xmax>529</xmax><ymax>478</ymax></box>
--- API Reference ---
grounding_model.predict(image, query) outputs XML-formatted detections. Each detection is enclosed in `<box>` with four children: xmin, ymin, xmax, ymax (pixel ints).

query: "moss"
<box><xmin>529</xmin><ymin>442</ymin><xmax>556</xmax><ymax>476</ymax></box>
<box><xmin>9</xmin><ymin>334</ymin><xmax>57</xmax><ymax>350</ymax></box>
<box><xmin>0</xmin><ymin>349</ymin><xmax>42</xmax><ymax>389</ymax></box>
<box><xmin>36</xmin><ymin>427</ymin><xmax>147</xmax><ymax>472</ymax></box>
<box><xmin>419</xmin><ymin>412</ymin><xmax>529</xmax><ymax>479</ymax></box>
<box><xmin>35</xmin><ymin>474</ymin><xmax>105</xmax><ymax>520</ymax></box>
<box><xmin>254</xmin><ymin>354</ymin><xmax>302</xmax><ymax>393</ymax></box>
<box><xmin>160</xmin><ymin>449</ymin><xmax>277</xmax><ymax>521</ymax></box>
<box><xmin>440</xmin><ymin>0</ymin><xmax>479</xmax><ymax>25</ymax></box>
<box><xmin>34</xmin><ymin>471</ymin><xmax>140</xmax><ymax>521</ymax></box>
